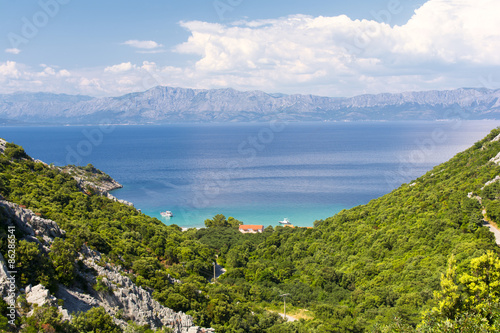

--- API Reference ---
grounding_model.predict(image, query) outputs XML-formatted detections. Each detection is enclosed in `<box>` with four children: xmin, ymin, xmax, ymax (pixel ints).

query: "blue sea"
<box><xmin>1</xmin><ymin>121</ymin><xmax>499</xmax><ymax>228</ymax></box>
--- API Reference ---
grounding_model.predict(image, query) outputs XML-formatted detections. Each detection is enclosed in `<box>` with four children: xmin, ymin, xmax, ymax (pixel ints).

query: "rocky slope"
<box><xmin>0</xmin><ymin>196</ymin><xmax>212</xmax><ymax>332</ymax></box>
<box><xmin>1</xmin><ymin>86</ymin><xmax>499</xmax><ymax>124</ymax></box>
<box><xmin>59</xmin><ymin>164</ymin><xmax>134</xmax><ymax>207</ymax></box>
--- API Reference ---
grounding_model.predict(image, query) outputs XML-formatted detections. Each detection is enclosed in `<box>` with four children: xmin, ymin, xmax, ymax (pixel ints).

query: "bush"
<box><xmin>71</xmin><ymin>307</ymin><xmax>122</xmax><ymax>333</ymax></box>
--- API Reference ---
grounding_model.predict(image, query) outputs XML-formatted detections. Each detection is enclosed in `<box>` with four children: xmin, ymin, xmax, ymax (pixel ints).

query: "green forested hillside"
<box><xmin>1</xmin><ymin>128</ymin><xmax>500</xmax><ymax>332</ymax></box>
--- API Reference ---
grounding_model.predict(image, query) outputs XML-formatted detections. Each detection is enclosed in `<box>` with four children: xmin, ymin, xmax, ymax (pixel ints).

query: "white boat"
<box><xmin>161</xmin><ymin>211</ymin><xmax>173</xmax><ymax>217</ymax></box>
<box><xmin>279</xmin><ymin>218</ymin><xmax>291</xmax><ymax>225</ymax></box>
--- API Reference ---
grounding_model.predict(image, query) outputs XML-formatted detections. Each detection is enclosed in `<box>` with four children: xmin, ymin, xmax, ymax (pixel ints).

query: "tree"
<box><xmin>23</xmin><ymin>305</ymin><xmax>74</xmax><ymax>333</ymax></box>
<box><xmin>49</xmin><ymin>238</ymin><xmax>78</xmax><ymax>285</ymax></box>
<box><xmin>204</xmin><ymin>214</ymin><xmax>242</xmax><ymax>228</ymax></box>
<box><xmin>71</xmin><ymin>307</ymin><xmax>122</xmax><ymax>333</ymax></box>
<box><xmin>16</xmin><ymin>240</ymin><xmax>54</xmax><ymax>289</ymax></box>
<box><xmin>418</xmin><ymin>252</ymin><xmax>500</xmax><ymax>332</ymax></box>
<box><xmin>431</xmin><ymin>255</ymin><xmax>462</xmax><ymax>320</ymax></box>
<box><xmin>204</xmin><ymin>214</ymin><xmax>228</xmax><ymax>228</ymax></box>
<box><xmin>459</xmin><ymin>251</ymin><xmax>500</xmax><ymax>315</ymax></box>
<box><xmin>227</xmin><ymin>216</ymin><xmax>242</xmax><ymax>228</ymax></box>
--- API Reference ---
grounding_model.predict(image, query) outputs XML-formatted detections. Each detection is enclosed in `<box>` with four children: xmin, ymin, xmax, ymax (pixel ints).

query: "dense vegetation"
<box><xmin>1</xmin><ymin>127</ymin><xmax>500</xmax><ymax>332</ymax></box>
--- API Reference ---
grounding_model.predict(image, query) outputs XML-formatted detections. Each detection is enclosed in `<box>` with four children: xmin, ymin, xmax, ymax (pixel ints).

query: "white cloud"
<box><xmin>58</xmin><ymin>69</ymin><xmax>71</xmax><ymax>77</ymax></box>
<box><xmin>122</xmin><ymin>40</ymin><xmax>163</xmax><ymax>49</ymax></box>
<box><xmin>137</xmin><ymin>49</ymin><xmax>167</xmax><ymax>54</ymax></box>
<box><xmin>1</xmin><ymin>0</ymin><xmax>500</xmax><ymax>97</ymax></box>
<box><xmin>0</xmin><ymin>61</ymin><xmax>21</xmax><ymax>79</ymax></box>
<box><xmin>5</xmin><ymin>48</ymin><xmax>21</xmax><ymax>55</ymax></box>
<box><xmin>171</xmin><ymin>0</ymin><xmax>500</xmax><ymax>95</ymax></box>
<box><xmin>104</xmin><ymin>62</ymin><xmax>135</xmax><ymax>73</ymax></box>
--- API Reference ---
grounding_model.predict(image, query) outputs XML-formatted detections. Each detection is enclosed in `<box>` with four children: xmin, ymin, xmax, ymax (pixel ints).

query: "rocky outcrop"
<box><xmin>59</xmin><ymin>165</ymin><xmax>123</xmax><ymax>194</ymax></box>
<box><xmin>483</xmin><ymin>175</ymin><xmax>500</xmax><ymax>189</ymax></box>
<box><xmin>0</xmin><ymin>198</ymin><xmax>65</xmax><ymax>246</ymax></box>
<box><xmin>72</xmin><ymin>175</ymin><xmax>123</xmax><ymax>194</ymax></box>
<box><xmin>25</xmin><ymin>284</ymin><xmax>71</xmax><ymax>320</ymax></box>
<box><xmin>53</xmin><ymin>246</ymin><xmax>213</xmax><ymax>332</ymax></box>
<box><xmin>26</xmin><ymin>284</ymin><xmax>57</xmax><ymax>307</ymax></box>
<box><xmin>0</xmin><ymin>138</ymin><xmax>6</xmax><ymax>153</ymax></box>
<box><xmin>490</xmin><ymin>152</ymin><xmax>500</xmax><ymax>165</ymax></box>
<box><xmin>0</xmin><ymin>252</ymin><xmax>13</xmax><ymax>299</ymax></box>
<box><xmin>105</xmin><ymin>193</ymin><xmax>134</xmax><ymax>207</ymax></box>
<box><xmin>59</xmin><ymin>165</ymin><xmax>134</xmax><ymax>207</ymax></box>
<box><xmin>73</xmin><ymin>176</ymin><xmax>133</xmax><ymax>206</ymax></box>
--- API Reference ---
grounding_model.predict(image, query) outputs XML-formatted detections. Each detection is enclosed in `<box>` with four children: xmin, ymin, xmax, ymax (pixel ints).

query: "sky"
<box><xmin>0</xmin><ymin>0</ymin><xmax>499</xmax><ymax>97</ymax></box>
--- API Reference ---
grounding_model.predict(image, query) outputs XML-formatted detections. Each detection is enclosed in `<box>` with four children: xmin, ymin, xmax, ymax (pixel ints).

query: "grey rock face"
<box><xmin>1</xmin><ymin>86</ymin><xmax>499</xmax><ymax>124</ymax></box>
<box><xmin>26</xmin><ymin>284</ymin><xmax>57</xmax><ymax>307</ymax></box>
<box><xmin>67</xmin><ymin>246</ymin><xmax>212</xmax><ymax>332</ymax></box>
<box><xmin>0</xmin><ymin>199</ymin><xmax>65</xmax><ymax>246</ymax></box>
<box><xmin>0</xmin><ymin>252</ymin><xmax>13</xmax><ymax>299</ymax></box>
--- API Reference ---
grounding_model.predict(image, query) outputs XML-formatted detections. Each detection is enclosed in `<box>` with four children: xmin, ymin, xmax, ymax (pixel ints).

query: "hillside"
<box><xmin>1</xmin><ymin>128</ymin><xmax>500</xmax><ymax>332</ymax></box>
<box><xmin>1</xmin><ymin>87</ymin><xmax>500</xmax><ymax>125</ymax></box>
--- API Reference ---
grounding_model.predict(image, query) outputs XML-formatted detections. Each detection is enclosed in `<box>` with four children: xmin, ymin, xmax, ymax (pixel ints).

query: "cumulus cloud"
<box><xmin>122</xmin><ymin>40</ymin><xmax>163</xmax><ymax>49</ymax></box>
<box><xmin>104</xmin><ymin>62</ymin><xmax>135</xmax><ymax>73</ymax></box>
<box><xmin>171</xmin><ymin>0</ymin><xmax>500</xmax><ymax>95</ymax></box>
<box><xmin>5</xmin><ymin>48</ymin><xmax>21</xmax><ymax>55</ymax></box>
<box><xmin>1</xmin><ymin>0</ymin><xmax>500</xmax><ymax>97</ymax></box>
<box><xmin>0</xmin><ymin>61</ymin><xmax>21</xmax><ymax>79</ymax></box>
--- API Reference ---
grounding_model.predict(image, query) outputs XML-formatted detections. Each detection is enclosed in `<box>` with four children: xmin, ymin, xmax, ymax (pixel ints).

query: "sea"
<box><xmin>1</xmin><ymin>120</ymin><xmax>499</xmax><ymax>228</ymax></box>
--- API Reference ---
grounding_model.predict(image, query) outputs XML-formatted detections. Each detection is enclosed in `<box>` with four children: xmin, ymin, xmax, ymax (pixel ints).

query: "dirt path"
<box><xmin>277</xmin><ymin>312</ymin><xmax>297</xmax><ymax>322</ymax></box>
<box><xmin>482</xmin><ymin>209</ymin><xmax>500</xmax><ymax>246</ymax></box>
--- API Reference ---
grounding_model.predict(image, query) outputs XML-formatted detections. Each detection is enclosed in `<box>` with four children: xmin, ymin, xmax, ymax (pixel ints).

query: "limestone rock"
<box><xmin>484</xmin><ymin>175</ymin><xmax>500</xmax><ymax>188</ymax></box>
<box><xmin>0</xmin><ymin>139</ymin><xmax>6</xmax><ymax>153</ymax></box>
<box><xmin>0</xmin><ymin>199</ymin><xmax>65</xmax><ymax>245</ymax></box>
<box><xmin>490</xmin><ymin>152</ymin><xmax>500</xmax><ymax>165</ymax></box>
<box><xmin>26</xmin><ymin>284</ymin><xmax>57</xmax><ymax>307</ymax></box>
<box><xmin>56</xmin><ymin>246</ymin><xmax>215</xmax><ymax>332</ymax></box>
<box><xmin>0</xmin><ymin>252</ymin><xmax>13</xmax><ymax>299</ymax></box>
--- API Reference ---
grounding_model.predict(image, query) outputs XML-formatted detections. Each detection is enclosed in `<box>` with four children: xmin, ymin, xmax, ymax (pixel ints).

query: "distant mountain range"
<box><xmin>1</xmin><ymin>86</ymin><xmax>500</xmax><ymax>125</ymax></box>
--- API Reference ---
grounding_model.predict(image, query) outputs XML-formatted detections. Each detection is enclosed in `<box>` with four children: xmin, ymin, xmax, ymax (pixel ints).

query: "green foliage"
<box><xmin>71</xmin><ymin>307</ymin><xmax>122</xmax><ymax>333</ymax></box>
<box><xmin>93</xmin><ymin>276</ymin><xmax>112</xmax><ymax>293</ymax></box>
<box><xmin>21</xmin><ymin>305</ymin><xmax>74</xmax><ymax>333</ymax></box>
<box><xmin>204</xmin><ymin>214</ymin><xmax>242</xmax><ymax>228</ymax></box>
<box><xmin>0</xmin><ymin>298</ymin><xmax>9</xmax><ymax>331</ymax></box>
<box><xmin>49</xmin><ymin>238</ymin><xmax>78</xmax><ymax>285</ymax></box>
<box><xmin>4</xmin><ymin>143</ymin><xmax>29</xmax><ymax>161</ymax></box>
<box><xmin>431</xmin><ymin>255</ymin><xmax>461</xmax><ymax>319</ymax></box>
<box><xmin>123</xmin><ymin>321</ymin><xmax>156</xmax><ymax>333</ymax></box>
<box><xmin>15</xmin><ymin>240</ymin><xmax>55</xmax><ymax>290</ymax></box>
<box><xmin>417</xmin><ymin>251</ymin><xmax>500</xmax><ymax>332</ymax></box>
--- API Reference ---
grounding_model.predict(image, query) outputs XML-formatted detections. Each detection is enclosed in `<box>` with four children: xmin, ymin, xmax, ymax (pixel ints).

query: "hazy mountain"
<box><xmin>1</xmin><ymin>86</ymin><xmax>499</xmax><ymax>125</ymax></box>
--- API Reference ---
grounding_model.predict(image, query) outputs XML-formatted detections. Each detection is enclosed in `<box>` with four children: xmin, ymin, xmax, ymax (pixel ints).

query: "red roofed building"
<box><xmin>239</xmin><ymin>225</ymin><xmax>265</xmax><ymax>234</ymax></box>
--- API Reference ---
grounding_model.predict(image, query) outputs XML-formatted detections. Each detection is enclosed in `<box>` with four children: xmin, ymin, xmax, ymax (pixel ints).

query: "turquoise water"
<box><xmin>1</xmin><ymin>121</ymin><xmax>498</xmax><ymax>227</ymax></box>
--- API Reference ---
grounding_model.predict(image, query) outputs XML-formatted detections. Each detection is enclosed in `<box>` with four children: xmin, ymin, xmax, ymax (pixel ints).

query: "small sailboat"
<box><xmin>279</xmin><ymin>218</ymin><xmax>291</xmax><ymax>225</ymax></box>
<box><xmin>161</xmin><ymin>210</ymin><xmax>174</xmax><ymax>217</ymax></box>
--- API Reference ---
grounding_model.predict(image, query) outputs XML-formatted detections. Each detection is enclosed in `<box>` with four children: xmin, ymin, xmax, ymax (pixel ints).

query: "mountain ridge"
<box><xmin>1</xmin><ymin>86</ymin><xmax>500</xmax><ymax>124</ymax></box>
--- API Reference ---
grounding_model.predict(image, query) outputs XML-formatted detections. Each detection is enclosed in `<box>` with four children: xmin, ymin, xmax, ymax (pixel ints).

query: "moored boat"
<box><xmin>161</xmin><ymin>210</ymin><xmax>173</xmax><ymax>217</ymax></box>
<box><xmin>279</xmin><ymin>218</ymin><xmax>291</xmax><ymax>225</ymax></box>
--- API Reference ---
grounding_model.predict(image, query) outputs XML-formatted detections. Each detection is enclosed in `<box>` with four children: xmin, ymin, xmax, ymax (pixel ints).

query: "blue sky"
<box><xmin>1</xmin><ymin>0</ymin><xmax>499</xmax><ymax>97</ymax></box>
